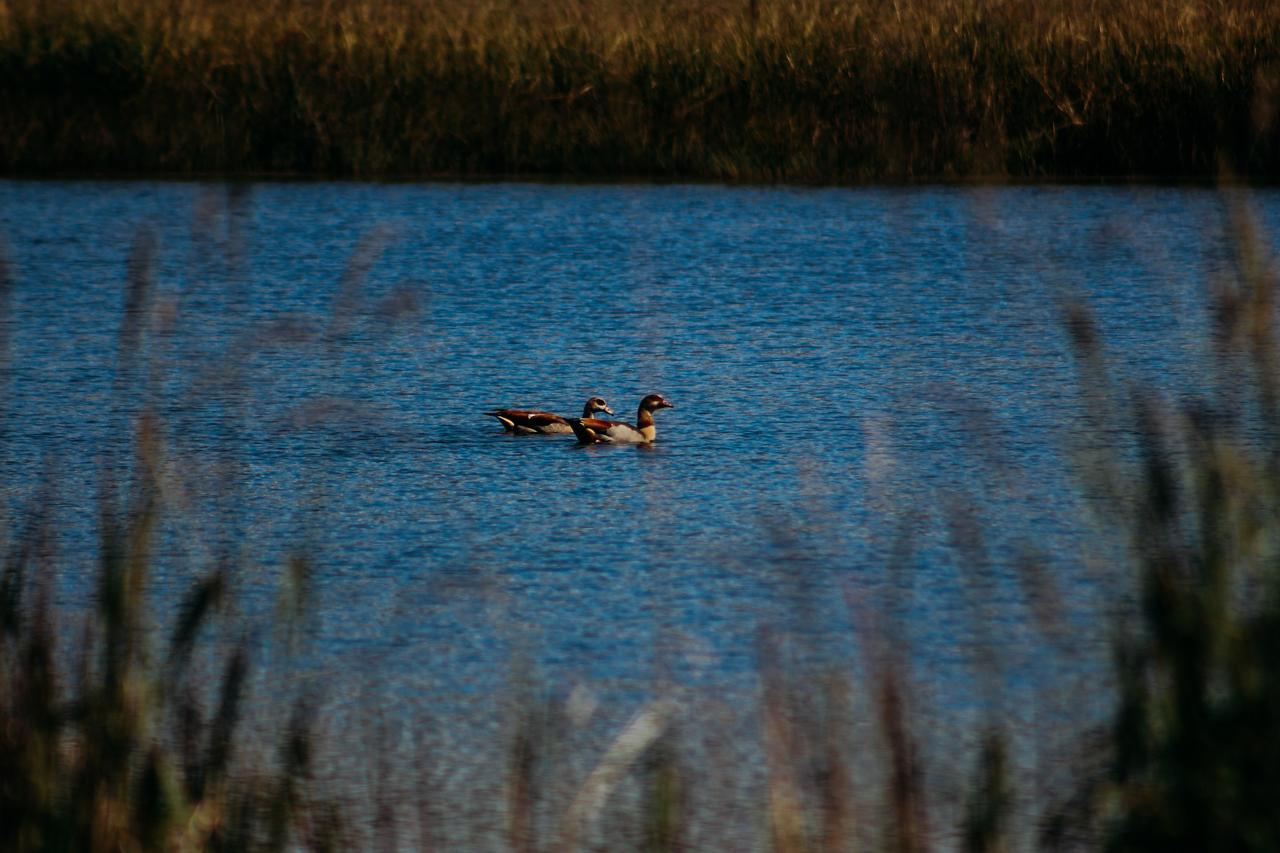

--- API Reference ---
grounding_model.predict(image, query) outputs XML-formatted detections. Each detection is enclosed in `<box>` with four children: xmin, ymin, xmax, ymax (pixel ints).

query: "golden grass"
<box><xmin>0</xmin><ymin>0</ymin><xmax>1277</xmax><ymax>179</ymax></box>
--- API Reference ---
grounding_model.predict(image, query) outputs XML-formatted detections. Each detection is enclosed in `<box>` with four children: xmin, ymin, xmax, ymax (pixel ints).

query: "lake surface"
<box><xmin>1</xmin><ymin>180</ymin><xmax>1274</xmax><ymax>724</ymax></box>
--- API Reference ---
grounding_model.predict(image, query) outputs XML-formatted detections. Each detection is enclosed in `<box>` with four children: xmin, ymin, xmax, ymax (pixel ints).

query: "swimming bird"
<box><xmin>486</xmin><ymin>396</ymin><xmax>614</xmax><ymax>435</ymax></box>
<box><xmin>568</xmin><ymin>394</ymin><xmax>674</xmax><ymax>444</ymax></box>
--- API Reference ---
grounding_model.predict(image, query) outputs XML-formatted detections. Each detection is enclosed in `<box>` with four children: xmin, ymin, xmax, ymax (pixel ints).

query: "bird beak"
<box><xmin>602</xmin><ymin>405</ymin><xmax>615</xmax><ymax>415</ymax></box>
<box><xmin>662</xmin><ymin>400</ymin><xmax>674</xmax><ymax>409</ymax></box>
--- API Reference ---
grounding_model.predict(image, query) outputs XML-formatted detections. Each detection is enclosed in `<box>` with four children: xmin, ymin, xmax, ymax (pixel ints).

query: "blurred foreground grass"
<box><xmin>1</xmin><ymin>0</ymin><xmax>1278</xmax><ymax>179</ymax></box>
<box><xmin>4</xmin><ymin>197</ymin><xmax>1280</xmax><ymax>850</ymax></box>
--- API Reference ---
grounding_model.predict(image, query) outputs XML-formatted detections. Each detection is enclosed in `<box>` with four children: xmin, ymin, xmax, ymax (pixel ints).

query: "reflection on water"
<box><xmin>0</xmin><ymin>181</ymin><xmax>1273</xmax><ymax>715</ymax></box>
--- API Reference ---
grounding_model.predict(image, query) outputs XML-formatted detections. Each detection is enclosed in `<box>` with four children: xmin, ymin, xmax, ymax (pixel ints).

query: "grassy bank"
<box><xmin>1</xmin><ymin>0</ymin><xmax>1278</xmax><ymax>180</ymax></box>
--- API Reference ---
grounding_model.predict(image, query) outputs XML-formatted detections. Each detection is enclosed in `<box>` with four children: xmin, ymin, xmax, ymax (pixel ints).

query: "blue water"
<box><xmin>0</xmin><ymin>181</ymin><xmax>1272</xmax><ymax>715</ymax></box>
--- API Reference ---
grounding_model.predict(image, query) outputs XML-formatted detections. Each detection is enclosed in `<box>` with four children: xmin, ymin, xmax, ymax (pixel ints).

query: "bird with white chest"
<box><xmin>568</xmin><ymin>394</ymin><xmax>674</xmax><ymax>444</ymax></box>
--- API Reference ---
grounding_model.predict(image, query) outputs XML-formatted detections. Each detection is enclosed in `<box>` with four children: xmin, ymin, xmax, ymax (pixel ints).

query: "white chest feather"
<box><xmin>606</xmin><ymin>423</ymin><xmax>656</xmax><ymax>444</ymax></box>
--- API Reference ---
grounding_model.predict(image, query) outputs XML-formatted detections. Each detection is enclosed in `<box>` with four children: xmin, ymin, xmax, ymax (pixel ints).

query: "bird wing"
<box><xmin>569</xmin><ymin>418</ymin><xmax>615</xmax><ymax>443</ymax></box>
<box><xmin>488</xmin><ymin>409</ymin><xmax>567</xmax><ymax>429</ymax></box>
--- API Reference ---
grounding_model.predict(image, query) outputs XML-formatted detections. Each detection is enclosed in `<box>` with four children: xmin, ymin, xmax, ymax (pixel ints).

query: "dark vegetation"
<box><xmin>1</xmin><ymin>0</ymin><xmax>1279</xmax><ymax>180</ymax></box>
<box><xmin>1072</xmin><ymin>203</ymin><xmax>1280</xmax><ymax>850</ymax></box>
<box><xmin>0</xmin><ymin>233</ymin><xmax>352</xmax><ymax>850</ymax></box>
<box><xmin>4</xmin><ymin>196</ymin><xmax>1280</xmax><ymax>849</ymax></box>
